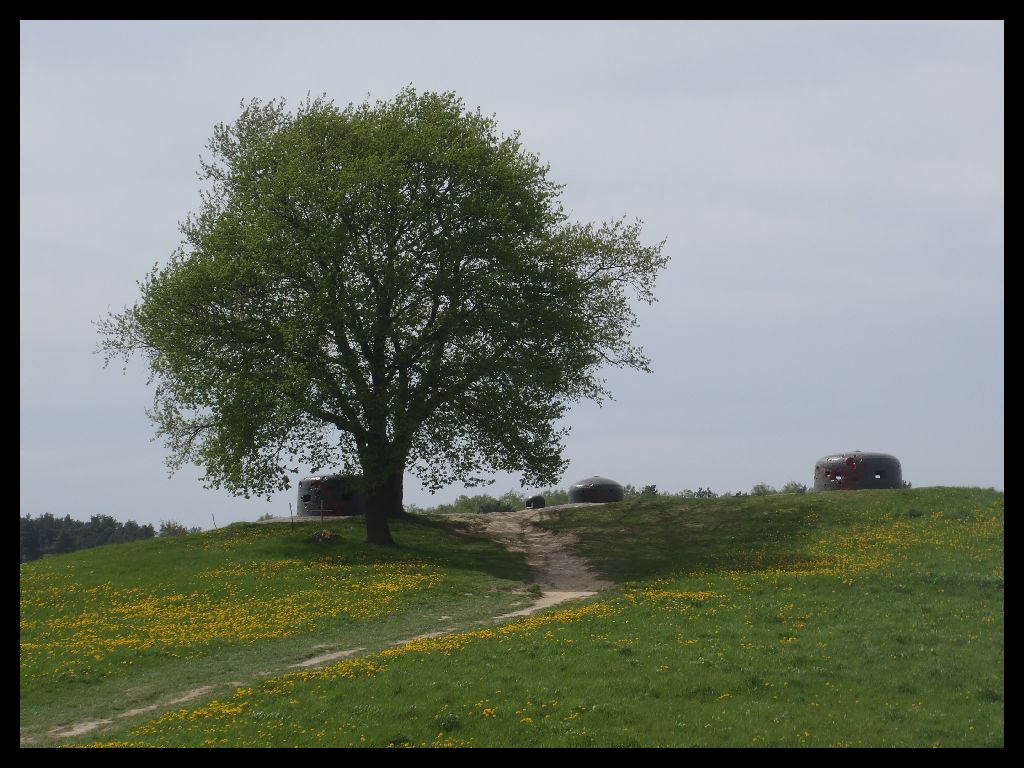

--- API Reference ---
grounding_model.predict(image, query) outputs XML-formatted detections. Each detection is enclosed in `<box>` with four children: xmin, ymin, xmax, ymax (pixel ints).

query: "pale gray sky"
<box><xmin>21</xmin><ymin>21</ymin><xmax>1003</xmax><ymax>529</ymax></box>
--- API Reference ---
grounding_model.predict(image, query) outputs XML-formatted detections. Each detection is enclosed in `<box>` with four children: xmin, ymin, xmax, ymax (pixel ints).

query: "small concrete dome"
<box><xmin>568</xmin><ymin>476</ymin><xmax>625</xmax><ymax>503</ymax></box>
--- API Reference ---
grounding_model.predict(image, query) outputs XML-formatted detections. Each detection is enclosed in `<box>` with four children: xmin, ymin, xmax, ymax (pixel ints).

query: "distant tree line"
<box><xmin>621</xmin><ymin>483</ymin><xmax>814</xmax><ymax>498</ymax></box>
<box><xmin>404</xmin><ymin>477</ymin><xmax>915</xmax><ymax>515</ymax></box>
<box><xmin>406</xmin><ymin>481</ymin><xmax>816</xmax><ymax>514</ymax></box>
<box><xmin>622</xmin><ymin>484</ymin><xmax>722</xmax><ymax>499</ymax></box>
<box><xmin>406</xmin><ymin>489</ymin><xmax>568</xmax><ymax>515</ymax></box>
<box><xmin>20</xmin><ymin>513</ymin><xmax>157</xmax><ymax>563</ymax></box>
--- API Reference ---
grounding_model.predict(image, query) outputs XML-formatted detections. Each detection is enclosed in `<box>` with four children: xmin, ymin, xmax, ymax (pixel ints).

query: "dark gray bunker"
<box><xmin>568</xmin><ymin>476</ymin><xmax>625</xmax><ymax>503</ymax></box>
<box><xmin>813</xmin><ymin>452</ymin><xmax>902</xmax><ymax>491</ymax></box>
<box><xmin>297</xmin><ymin>474</ymin><xmax>367</xmax><ymax>516</ymax></box>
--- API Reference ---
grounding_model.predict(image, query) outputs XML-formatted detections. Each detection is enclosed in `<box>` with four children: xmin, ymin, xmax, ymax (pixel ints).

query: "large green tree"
<box><xmin>99</xmin><ymin>88</ymin><xmax>668</xmax><ymax>545</ymax></box>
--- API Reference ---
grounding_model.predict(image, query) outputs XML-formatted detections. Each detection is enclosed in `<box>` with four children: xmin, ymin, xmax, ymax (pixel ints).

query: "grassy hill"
<box><xmin>21</xmin><ymin>487</ymin><xmax>1003</xmax><ymax>747</ymax></box>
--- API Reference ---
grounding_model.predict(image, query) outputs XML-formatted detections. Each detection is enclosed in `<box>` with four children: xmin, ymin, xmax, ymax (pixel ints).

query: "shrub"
<box><xmin>158</xmin><ymin>520</ymin><xmax>195</xmax><ymax>537</ymax></box>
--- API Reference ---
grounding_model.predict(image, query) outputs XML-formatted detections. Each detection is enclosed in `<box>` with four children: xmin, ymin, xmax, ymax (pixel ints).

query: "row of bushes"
<box><xmin>406</xmin><ymin>481</ymin><xmax>823</xmax><ymax>515</ymax></box>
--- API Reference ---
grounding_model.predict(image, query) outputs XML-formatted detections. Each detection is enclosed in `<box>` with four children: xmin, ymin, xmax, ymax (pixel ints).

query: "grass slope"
<box><xmin>22</xmin><ymin>488</ymin><xmax>1003</xmax><ymax>747</ymax></box>
<box><xmin>20</xmin><ymin>515</ymin><xmax>531</xmax><ymax>745</ymax></box>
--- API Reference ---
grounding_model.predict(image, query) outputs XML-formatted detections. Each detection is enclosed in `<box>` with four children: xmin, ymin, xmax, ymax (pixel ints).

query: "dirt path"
<box><xmin>451</xmin><ymin>505</ymin><xmax>613</xmax><ymax>618</ymax></box>
<box><xmin>30</xmin><ymin>505</ymin><xmax>612</xmax><ymax>744</ymax></box>
<box><xmin>43</xmin><ymin>684</ymin><xmax>226</xmax><ymax>739</ymax></box>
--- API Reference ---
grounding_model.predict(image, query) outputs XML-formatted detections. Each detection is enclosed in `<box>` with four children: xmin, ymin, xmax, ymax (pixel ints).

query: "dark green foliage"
<box><xmin>97</xmin><ymin>87</ymin><xmax>668</xmax><ymax>546</ymax></box>
<box><xmin>676</xmin><ymin>487</ymin><xmax>718</xmax><ymax>499</ymax></box>
<box><xmin>479</xmin><ymin>500</ymin><xmax>515</xmax><ymax>514</ymax></box>
<box><xmin>750</xmin><ymin>483</ymin><xmax>777</xmax><ymax>496</ymax></box>
<box><xmin>537</xmin><ymin>487</ymin><xmax>570</xmax><ymax>506</ymax></box>
<box><xmin>19</xmin><ymin>513</ymin><xmax>156</xmax><ymax>562</ymax></box>
<box><xmin>157</xmin><ymin>520</ymin><xmax>200</xmax><ymax>537</ymax></box>
<box><xmin>420</xmin><ymin>490</ymin><xmax>527</xmax><ymax>515</ymax></box>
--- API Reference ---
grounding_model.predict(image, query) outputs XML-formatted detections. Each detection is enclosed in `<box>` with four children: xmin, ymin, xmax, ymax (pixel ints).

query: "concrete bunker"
<box><xmin>813</xmin><ymin>452</ymin><xmax>903</xmax><ymax>491</ymax></box>
<box><xmin>297</xmin><ymin>474</ymin><xmax>367</xmax><ymax>516</ymax></box>
<box><xmin>568</xmin><ymin>476</ymin><xmax>625</xmax><ymax>503</ymax></box>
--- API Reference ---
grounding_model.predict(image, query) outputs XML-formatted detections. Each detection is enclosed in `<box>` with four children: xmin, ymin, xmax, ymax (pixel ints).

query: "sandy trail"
<box><xmin>450</xmin><ymin>505</ymin><xmax>613</xmax><ymax>618</ymax></box>
<box><xmin>44</xmin><ymin>684</ymin><xmax>221</xmax><ymax>739</ymax></box>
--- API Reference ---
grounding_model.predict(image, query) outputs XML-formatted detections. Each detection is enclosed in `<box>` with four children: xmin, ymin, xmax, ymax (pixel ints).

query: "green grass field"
<box><xmin>21</xmin><ymin>487</ymin><xmax>1003</xmax><ymax>747</ymax></box>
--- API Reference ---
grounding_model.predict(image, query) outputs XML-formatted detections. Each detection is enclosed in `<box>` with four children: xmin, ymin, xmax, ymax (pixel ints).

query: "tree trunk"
<box><xmin>364</xmin><ymin>471</ymin><xmax>402</xmax><ymax>546</ymax></box>
<box><xmin>358</xmin><ymin>429</ymin><xmax>407</xmax><ymax>543</ymax></box>
<box><xmin>385</xmin><ymin>469</ymin><xmax>405</xmax><ymax>519</ymax></box>
<box><xmin>364</xmin><ymin>502</ymin><xmax>395</xmax><ymax>546</ymax></box>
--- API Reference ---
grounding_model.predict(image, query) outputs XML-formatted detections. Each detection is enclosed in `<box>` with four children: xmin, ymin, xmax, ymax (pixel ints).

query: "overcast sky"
<box><xmin>21</xmin><ymin>21</ymin><xmax>1003</xmax><ymax>530</ymax></box>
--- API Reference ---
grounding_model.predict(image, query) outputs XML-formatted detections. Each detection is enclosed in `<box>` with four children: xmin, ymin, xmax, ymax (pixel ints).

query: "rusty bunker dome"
<box><xmin>813</xmin><ymin>452</ymin><xmax>902</xmax><ymax>491</ymax></box>
<box><xmin>297</xmin><ymin>474</ymin><xmax>367</xmax><ymax>517</ymax></box>
<box><xmin>568</xmin><ymin>476</ymin><xmax>625</xmax><ymax>503</ymax></box>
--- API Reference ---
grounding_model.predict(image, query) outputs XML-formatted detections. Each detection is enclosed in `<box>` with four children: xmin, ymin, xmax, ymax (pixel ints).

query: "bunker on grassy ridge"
<box><xmin>568</xmin><ymin>476</ymin><xmax>625</xmax><ymax>503</ymax></box>
<box><xmin>297</xmin><ymin>474</ymin><xmax>367</xmax><ymax>516</ymax></box>
<box><xmin>813</xmin><ymin>451</ymin><xmax>903</xmax><ymax>491</ymax></box>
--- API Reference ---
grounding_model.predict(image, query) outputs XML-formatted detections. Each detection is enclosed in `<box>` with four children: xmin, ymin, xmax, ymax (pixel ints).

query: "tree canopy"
<box><xmin>99</xmin><ymin>87</ymin><xmax>668</xmax><ymax>544</ymax></box>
